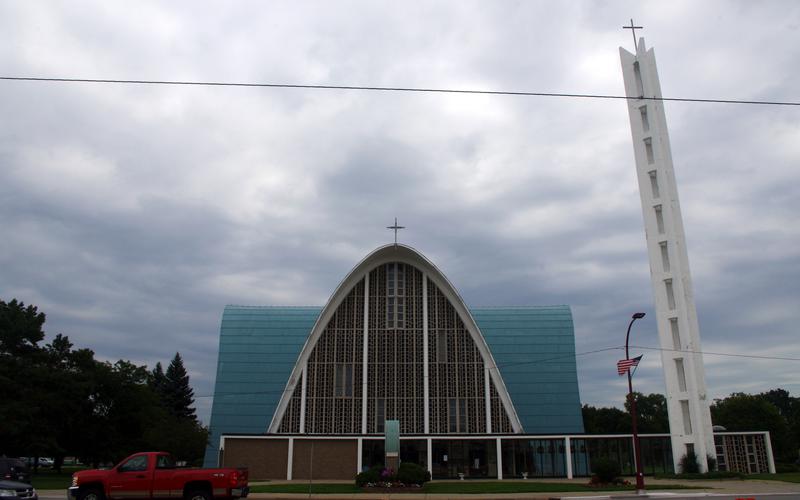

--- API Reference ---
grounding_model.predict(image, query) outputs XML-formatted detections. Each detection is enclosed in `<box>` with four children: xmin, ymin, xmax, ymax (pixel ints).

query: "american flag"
<box><xmin>617</xmin><ymin>355</ymin><xmax>643</xmax><ymax>375</ymax></box>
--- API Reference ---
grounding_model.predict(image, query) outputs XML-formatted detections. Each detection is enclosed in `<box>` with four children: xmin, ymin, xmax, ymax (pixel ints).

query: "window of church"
<box><xmin>437</xmin><ymin>331</ymin><xmax>447</xmax><ymax>363</ymax></box>
<box><xmin>665</xmin><ymin>279</ymin><xmax>676</xmax><ymax>310</ymax></box>
<box><xmin>675</xmin><ymin>358</ymin><xmax>687</xmax><ymax>392</ymax></box>
<box><xmin>649</xmin><ymin>170</ymin><xmax>659</xmax><ymax>198</ymax></box>
<box><xmin>335</xmin><ymin>363</ymin><xmax>353</xmax><ymax>397</ymax></box>
<box><xmin>386</xmin><ymin>263</ymin><xmax>406</xmax><ymax>329</ymax></box>
<box><xmin>644</xmin><ymin>137</ymin><xmax>655</xmax><ymax>163</ymax></box>
<box><xmin>660</xmin><ymin>241</ymin><xmax>670</xmax><ymax>272</ymax></box>
<box><xmin>681</xmin><ymin>400</ymin><xmax>693</xmax><ymax>435</ymax></box>
<box><xmin>670</xmin><ymin>318</ymin><xmax>681</xmax><ymax>350</ymax></box>
<box><xmin>654</xmin><ymin>205</ymin><xmax>665</xmax><ymax>234</ymax></box>
<box><xmin>447</xmin><ymin>398</ymin><xmax>468</xmax><ymax>432</ymax></box>
<box><xmin>449</xmin><ymin>399</ymin><xmax>457</xmax><ymax>432</ymax></box>
<box><xmin>376</xmin><ymin>398</ymin><xmax>385</xmax><ymax>433</ymax></box>
<box><xmin>633</xmin><ymin>61</ymin><xmax>644</xmax><ymax>97</ymax></box>
<box><xmin>639</xmin><ymin>105</ymin><xmax>650</xmax><ymax>131</ymax></box>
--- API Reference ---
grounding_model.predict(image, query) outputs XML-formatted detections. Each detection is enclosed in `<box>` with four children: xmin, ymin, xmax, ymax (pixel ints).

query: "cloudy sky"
<box><xmin>1</xmin><ymin>1</ymin><xmax>798</xmax><ymax>425</ymax></box>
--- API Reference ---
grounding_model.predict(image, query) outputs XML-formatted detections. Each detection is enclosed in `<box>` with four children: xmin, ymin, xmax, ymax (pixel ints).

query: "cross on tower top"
<box><xmin>386</xmin><ymin>218</ymin><xmax>405</xmax><ymax>246</ymax></box>
<box><xmin>623</xmin><ymin>18</ymin><xmax>643</xmax><ymax>51</ymax></box>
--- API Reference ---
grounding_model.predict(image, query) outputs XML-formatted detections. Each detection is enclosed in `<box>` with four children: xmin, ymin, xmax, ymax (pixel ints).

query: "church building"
<box><xmin>203</xmin><ymin>243</ymin><xmax>596</xmax><ymax>479</ymax></box>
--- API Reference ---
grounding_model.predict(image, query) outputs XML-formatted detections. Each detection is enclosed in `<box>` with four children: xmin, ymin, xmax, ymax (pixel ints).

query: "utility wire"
<box><xmin>1</xmin><ymin>76</ymin><xmax>798</xmax><ymax>106</ymax></box>
<box><xmin>630</xmin><ymin>344</ymin><xmax>800</xmax><ymax>362</ymax></box>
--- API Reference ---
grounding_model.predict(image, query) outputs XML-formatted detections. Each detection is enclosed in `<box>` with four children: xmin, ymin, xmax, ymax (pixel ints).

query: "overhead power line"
<box><xmin>1</xmin><ymin>76</ymin><xmax>798</xmax><ymax>106</ymax></box>
<box><xmin>631</xmin><ymin>344</ymin><xmax>800</xmax><ymax>362</ymax></box>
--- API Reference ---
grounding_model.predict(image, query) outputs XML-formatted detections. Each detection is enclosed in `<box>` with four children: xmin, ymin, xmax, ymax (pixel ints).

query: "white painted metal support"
<box><xmin>496</xmin><ymin>438</ymin><xmax>503</xmax><ymax>479</ymax></box>
<box><xmin>286</xmin><ymin>438</ymin><xmax>294</xmax><ymax>480</ymax></box>
<box><xmin>362</xmin><ymin>273</ymin><xmax>370</xmax><ymax>434</ymax></box>
<box><xmin>565</xmin><ymin>437</ymin><xmax>573</xmax><ymax>479</ymax></box>
<box><xmin>764</xmin><ymin>432</ymin><xmax>776</xmax><ymax>473</ymax></box>
<box><xmin>422</xmin><ymin>274</ymin><xmax>430</xmax><ymax>434</ymax></box>
<box><xmin>299</xmin><ymin>364</ymin><xmax>308</xmax><ymax>433</ymax></box>
<box><xmin>357</xmin><ymin>438</ymin><xmax>363</xmax><ymax>474</ymax></box>
<box><xmin>484</xmin><ymin>366</ymin><xmax>492</xmax><ymax>434</ymax></box>
<box><xmin>426</xmin><ymin>438</ymin><xmax>433</xmax><ymax>477</ymax></box>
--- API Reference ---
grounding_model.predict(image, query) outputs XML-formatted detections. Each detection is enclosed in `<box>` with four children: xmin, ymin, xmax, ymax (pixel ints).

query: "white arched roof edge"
<box><xmin>267</xmin><ymin>244</ymin><xmax>523</xmax><ymax>433</ymax></box>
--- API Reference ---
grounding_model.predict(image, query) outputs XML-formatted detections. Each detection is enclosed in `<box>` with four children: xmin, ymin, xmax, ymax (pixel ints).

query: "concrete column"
<box><xmin>357</xmin><ymin>438</ymin><xmax>363</xmax><ymax>474</ymax></box>
<box><xmin>427</xmin><ymin>438</ymin><xmax>433</xmax><ymax>477</ymax></box>
<box><xmin>362</xmin><ymin>272</ymin><xmax>370</xmax><ymax>433</ymax></box>
<box><xmin>299</xmin><ymin>364</ymin><xmax>308</xmax><ymax>433</ymax></box>
<box><xmin>565</xmin><ymin>437</ymin><xmax>573</xmax><ymax>479</ymax></box>
<box><xmin>485</xmin><ymin>367</ymin><xmax>492</xmax><ymax>434</ymax></box>
<box><xmin>423</xmin><ymin>274</ymin><xmax>430</xmax><ymax>434</ymax></box>
<box><xmin>496</xmin><ymin>438</ymin><xmax>503</xmax><ymax>479</ymax></box>
<box><xmin>764</xmin><ymin>432</ymin><xmax>776</xmax><ymax>473</ymax></box>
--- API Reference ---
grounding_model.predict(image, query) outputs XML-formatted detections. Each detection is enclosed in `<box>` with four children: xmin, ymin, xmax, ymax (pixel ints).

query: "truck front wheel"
<box><xmin>186</xmin><ymin>489</ymin><xmax>212</xmax><ymax>500</ymax></box>
<box><xmin>77</xmin><ymin>488</ymin><xmax>105</xmax><ymax>500</ymax></box>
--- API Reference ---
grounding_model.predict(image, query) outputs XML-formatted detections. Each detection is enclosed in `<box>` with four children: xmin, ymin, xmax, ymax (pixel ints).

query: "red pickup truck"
<box><xmin>67</xmin><ymin>452</ymin><xmax>248</xmax><ymax>500</ymax></box>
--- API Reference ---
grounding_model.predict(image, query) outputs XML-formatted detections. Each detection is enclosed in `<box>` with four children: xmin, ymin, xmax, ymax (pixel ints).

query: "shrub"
<box><xmin>396</xmin><ymin>462</ymin><xmax>431</xmax><ymax>485</ymax></box>
<box><xmin>776</xmin><ymin>463</ymin><xmax>800</xmax><ymax>473</ymax></box>
<box><xmin>679</xmin><ymin>451</ymin><xmax>701</xmax><ymax>474</ymax></box>
<box><xmin>591</xmin><ymin>457</ymin><xmax>622</xmax><ymax>484</ymax></box>
<box><xmin>355</xmin><ymin>466</ymin><xmax>381</xmax><ymax>487</ymax></box>
<box><xmin>706</xmin><ymin>454</ymin><xmax>717</xmax><ymax>472</ymax></box>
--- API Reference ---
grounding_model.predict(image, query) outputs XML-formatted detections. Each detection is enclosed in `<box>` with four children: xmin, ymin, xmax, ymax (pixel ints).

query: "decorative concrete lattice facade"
<box><xmin>715</xmin><ymin>433</ymin><xmax>772</xmax><ymax>474</ymax></box>
<box><xmin>275</xmin><ymin>261</ymin><xmax>514</xmax><ymax>435</ymax></box>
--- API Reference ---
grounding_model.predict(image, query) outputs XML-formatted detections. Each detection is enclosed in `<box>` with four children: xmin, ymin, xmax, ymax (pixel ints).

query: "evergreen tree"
<box><xmin>164</xmin><ymin>352</ymin><xmax>196</xmax><ymax>420</ymax></box>
<box><xmin>150</xmin><ymin>362</ymin><xmax>167</xmax><ymax>396</ymax></box>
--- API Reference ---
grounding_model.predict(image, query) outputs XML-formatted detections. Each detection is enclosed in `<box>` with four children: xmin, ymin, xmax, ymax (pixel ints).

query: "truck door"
<box><xmin>108</xmin><ymin>454</ymin><xmax>152</xmax><ymax>499</ymax></box>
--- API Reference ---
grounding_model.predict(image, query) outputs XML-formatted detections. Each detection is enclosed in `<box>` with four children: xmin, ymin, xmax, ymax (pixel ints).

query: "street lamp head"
<box><xmin>632</xmin><ymin>312</ymin><xmax>646</xmax><ymax>319</ymax></box>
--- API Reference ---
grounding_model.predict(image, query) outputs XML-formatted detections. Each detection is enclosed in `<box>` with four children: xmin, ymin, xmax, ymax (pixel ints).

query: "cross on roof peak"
<box><xmin>386</xmin><ymin>218</ymin><xmax>405</xmax><ymax>246</ymax></box>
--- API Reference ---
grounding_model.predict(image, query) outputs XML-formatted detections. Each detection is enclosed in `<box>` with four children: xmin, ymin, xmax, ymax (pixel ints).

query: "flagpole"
<box><xmin>625</xmin><ymin>312</ymin><xmax>646</xmax><ymax>494</ymax></box>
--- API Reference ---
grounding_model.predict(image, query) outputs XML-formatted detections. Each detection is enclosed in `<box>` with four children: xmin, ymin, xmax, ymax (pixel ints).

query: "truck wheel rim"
<box><xmin>191</xmin><ymin>494</ymin><xmax>207</xmax><ymax>500</ymax></box>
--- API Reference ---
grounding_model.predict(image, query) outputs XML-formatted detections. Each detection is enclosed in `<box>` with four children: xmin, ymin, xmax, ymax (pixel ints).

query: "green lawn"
<box><xmin>30</xmin><ymin>467</ymin><xmax>85</xmax><ymax>490</ymax></box>
<box><xmin>747</xmin><ymin>472</ymin><xmax>800</xmax><ymax>483</ymax></box>
<box><xmin>251</xmin><ymin>481</ymin><xmax>695</xmax><ymax>495</ymax></box>
<box><xmin>250</xmin><ymin>484</ymin><xmax>363</xmax><ymax>494</ymax></box>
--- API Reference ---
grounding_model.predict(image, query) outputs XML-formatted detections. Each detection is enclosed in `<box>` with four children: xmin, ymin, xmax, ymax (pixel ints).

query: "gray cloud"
<box><xmin>1</xmin><ymin>0</ymin><xmax>798</xmax><ymax>424</ymax></box>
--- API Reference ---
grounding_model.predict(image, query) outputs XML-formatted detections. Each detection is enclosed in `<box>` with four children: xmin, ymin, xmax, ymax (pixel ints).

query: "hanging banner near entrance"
<box><xmin>385</xmin><ymin>420</ymin><xmax>400</xmax><ymax>458</ymax></box>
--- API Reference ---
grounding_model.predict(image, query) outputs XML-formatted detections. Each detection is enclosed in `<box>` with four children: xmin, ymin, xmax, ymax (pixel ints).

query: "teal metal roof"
<box><xmin>203</xmin><ymin>306</ymin><xmax>321</xmax><ymax>466</ymax></box>
<box><xmin>203</xmin><ymin>305</ymin><xmax>584</xmax><ymax>466</ymax></box>
<box><xmin>471</xmin><ymin>306</ymin><xmax>584</xmax><ymax>435</ymax></box>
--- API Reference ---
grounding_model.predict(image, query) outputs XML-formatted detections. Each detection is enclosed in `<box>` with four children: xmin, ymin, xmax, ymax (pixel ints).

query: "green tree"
<box><xmin>712</xmin><ymin>393</ymin><xmax>793</xmax><ymax>463</ymax></box>
<box><xmin>624</xmin><ymin>392</ymin><xmax>669</xmax><ymax>433</ymax></box>
<box><xmin>164</xmin><ymin>353</ymin><xmax>196</xmax><ymax>420</ymax></box>
<box><xmin>0</xmin><ymin>299</ymin><xmax>51</xmax><ymax>457</ymax></box>
<box><xmin>1</xmin><ymin>299</ymin><xmax>209</xmax><ymax>466</ymax></box>
<box><xmin>582</xmin><ymin>405</ymin><xmax>630</xmax><ymax>433</ymax></box>
<box><xmin>0</xmin><ymin>299</ymin><xmax>45</xmax><ymax>356</ymax></box>
<box><xmin>582</xmin><ymin>393</ymin><xmax>668</xmax><ymax>434</ymax></box>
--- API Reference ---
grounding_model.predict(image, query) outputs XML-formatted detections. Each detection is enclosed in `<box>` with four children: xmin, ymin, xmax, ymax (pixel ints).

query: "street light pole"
<box><xmin>626</xmin><ymin>312</ymin><xmax>646</xmax><ymax>494</ymax></box>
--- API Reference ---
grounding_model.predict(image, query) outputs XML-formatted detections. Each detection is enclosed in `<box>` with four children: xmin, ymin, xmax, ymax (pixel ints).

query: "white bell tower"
<box><xmin>620</xmin><ymin>37</ymin><xmax>715</xmax><ymax>473</ymax></box>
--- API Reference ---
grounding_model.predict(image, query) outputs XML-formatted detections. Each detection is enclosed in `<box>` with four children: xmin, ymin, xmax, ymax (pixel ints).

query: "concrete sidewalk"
<box><xmin>240</xmin><ymin>477</ymin><xmax>800</xmax><ymax>499</ymax></box>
